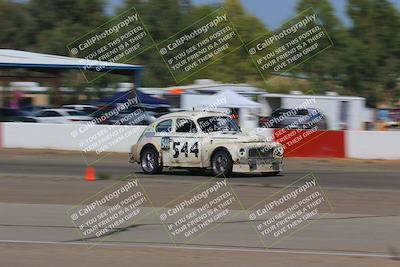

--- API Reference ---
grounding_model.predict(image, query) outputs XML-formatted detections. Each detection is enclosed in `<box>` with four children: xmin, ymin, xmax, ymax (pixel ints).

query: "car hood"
<box><xmin>206</xmin><ymin>132</ymin><xmax>278</xmax><ymax>145</ymax></box>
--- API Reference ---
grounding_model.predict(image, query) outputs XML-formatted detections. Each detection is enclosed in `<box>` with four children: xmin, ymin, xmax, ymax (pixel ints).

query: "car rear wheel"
<box><xmin>140</xmin><ymin>148</ymin><xmax>162</xmax><ymax>174</ymax></box>
<box><xmin>211</xmin><ymin>150</ymin><xmax>233</xmax><ymax>177</ymax></box>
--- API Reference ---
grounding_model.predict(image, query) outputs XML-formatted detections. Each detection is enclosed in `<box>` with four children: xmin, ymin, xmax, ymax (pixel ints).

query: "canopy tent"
<box><xmin>0</xmin><ymin>49</ymin><xmax>143</xmax><ymax>74</ymax></box>
<box><xmin>91</xmin><ymin>89</ymin><xmax>170</xmax><ymax>108</ymax></box>
<box><xmin>0</xmin><ymin>49</ymin><xmax>143</xmax><ymax>106</ymax></box>
<box><xmin>199</xmin><ymin>90</ymin><xmax>262</xmax><ymax>109</ymax></box>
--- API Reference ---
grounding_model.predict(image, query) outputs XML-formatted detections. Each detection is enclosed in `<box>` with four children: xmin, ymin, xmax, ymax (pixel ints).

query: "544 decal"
<box><xmin>173</xmin><ymin>141</ymin><xmax>199</xmax><ymax>158</ymax></box>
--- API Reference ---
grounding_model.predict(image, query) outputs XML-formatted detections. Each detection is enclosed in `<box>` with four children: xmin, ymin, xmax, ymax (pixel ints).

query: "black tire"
<box><xmin>261</xmin><ymin>171</ymin><xmax>280</xmax><ymax>176</ymax></box>
<box><xmin>140</xmin><ymin>147</ymin><xmax>162</xmax><ymax>174</ymax></box>
<box><xmin>211</xmin><ymin>150</ymin><xmax>233</xmax><ymax>177</ymax></box>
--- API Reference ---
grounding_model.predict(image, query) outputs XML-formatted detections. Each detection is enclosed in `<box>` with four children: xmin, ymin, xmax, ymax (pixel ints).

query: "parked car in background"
<box><xmin>108</xmin><ymin>108</ymin><xmax>156</xmax><ymax>125</ymax></box>
<box><xmin>0</xmin><ymin>108</ymin><xmax>37</xmax><ymax>122</ymax></box>
<box><xmin>34</xmin><ymin>109</ymin><xmax>92</xmax><ymax>124</ymax></box>
<box><xmin>72</xmin><ymin>105</ymin><xmax>156</xmax><ymax>126</ymax></box>
<box><xmin>20</xmin><ymin>105</ymin><xmax>53</xmax><ymax>116</ymax></box>
<box><xmin>260</xmin><ymin>108</ymin><xmax>328</xmax><ymax>129</ymax></box>
<box><xmin>146</xmin><ymin>106</ymin><xmax>171</xmax><ymax>118</ymax></box>
<box><xmin>62</xmin><ymin>105</ymin><xmax>98</xmax><ymax>116</ymax></box>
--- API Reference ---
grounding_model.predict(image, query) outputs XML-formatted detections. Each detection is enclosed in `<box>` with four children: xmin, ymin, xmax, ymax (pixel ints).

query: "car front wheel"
<box><xmin>140</xmin><ymin>148</ymin><xmax>162</xmax><ymax>174</ymax></box>
<box><xmin>211</xmin><ymin>150</ymin><xmax>233</xmax><ymax>177</ymax></box>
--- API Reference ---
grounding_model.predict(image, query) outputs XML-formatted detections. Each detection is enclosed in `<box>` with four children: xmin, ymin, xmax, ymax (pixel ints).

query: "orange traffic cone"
<box><xmin>85</xmin><ymin>166</ymin><xmax>96</xmax><ymax>181</ymax></box>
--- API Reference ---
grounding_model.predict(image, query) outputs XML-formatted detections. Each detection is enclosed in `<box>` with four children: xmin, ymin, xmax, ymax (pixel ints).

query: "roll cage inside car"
<box><xmin>153</xmin><ymin>115</ymin><xmax>240</xmax><ymax>135</ymax></box>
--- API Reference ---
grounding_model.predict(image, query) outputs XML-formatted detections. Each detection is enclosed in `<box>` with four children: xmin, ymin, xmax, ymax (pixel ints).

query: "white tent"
<box><xmin>0</xmin><ymin>49</ymin><xmax>142</xmax><ymax>70</ymax></box>
<box><xmin>199</xmin><ymin>90</ymin><xmax>262</xmax><ymax>109</ymax></box>
<box><xmin>198</xmin><ymin>90</ymin><xmax>261</xmax><ymax>130</ymax></box>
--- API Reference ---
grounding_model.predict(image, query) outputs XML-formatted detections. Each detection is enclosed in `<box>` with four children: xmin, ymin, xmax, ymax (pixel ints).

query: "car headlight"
<box><xmin>238</xmin><ymin>148</ymin><xmax>246</xmax><ymax>157</ymax></box>
<box><xmin>275</xmin><ymin>146</ymin><xmax>284</xmax><ymax>157</ymax></box>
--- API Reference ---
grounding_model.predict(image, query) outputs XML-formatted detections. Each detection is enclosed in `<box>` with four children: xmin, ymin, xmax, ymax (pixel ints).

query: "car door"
<box><xmin>38</xmin><ymin>110</ymin><xmax>65</xmax><ymax>123</ymax></box>
<box><xmin>153</xmin><ymin>119</ymin><xmax>173</xmax><ymax>166</ymax></box>
<box><xmin>35</xmin><ymin>110</ymin><xmax>52</xmax><ymax>123</ymax></box>
<box><xmin>169</xmin><ymin>117</ymin><xmax>201</xmax><ymax>167</ymax></box>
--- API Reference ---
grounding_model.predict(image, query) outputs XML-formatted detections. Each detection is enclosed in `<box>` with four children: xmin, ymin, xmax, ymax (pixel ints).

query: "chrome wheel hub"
<box><xmin>142</xmin><ymin>152</ymin><xmax>155</xmax><ymax>172</ymax></box>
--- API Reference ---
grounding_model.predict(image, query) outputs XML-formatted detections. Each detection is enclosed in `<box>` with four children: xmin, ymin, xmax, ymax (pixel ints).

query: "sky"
<box><xmin>193</xmin><ymin>0</ymin><xmax>400</xmax><ymax>28</ymax></box>
<box><xmin>193</xmin><ymin>0</ymin><xmax>350</xmax><ymax>28</ymax></box>
<box><xmin>108</xmin><ymin>0</ymin><xmax>400</xmax><ymax>29</ymax></box>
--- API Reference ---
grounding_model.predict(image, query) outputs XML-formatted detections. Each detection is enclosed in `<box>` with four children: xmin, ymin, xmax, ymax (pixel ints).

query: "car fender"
<box><xmin>132</xmin><ymin>139</ymin><xmax>163</xmax><ymax>164</ymax></box>
<box><xmin>202</xmin><ymin>143</ymin><xmax>239</xmax><ymax>167</ymax></box>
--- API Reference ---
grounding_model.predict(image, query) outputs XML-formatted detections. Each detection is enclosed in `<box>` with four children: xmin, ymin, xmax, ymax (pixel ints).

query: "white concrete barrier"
<box><xmin>2</xmin><ymin>123</ymin><xmax>146</xmax><ymax>153</ymax></box>
<box><xmin>346</xmin><ymin>130</ymin><xmax>400</xmax><ymax>160</ymax></box>
<box><xmin>2</xmin><ymin>123</ymin><xmax>400</xmax><ymax>159</ymax></box>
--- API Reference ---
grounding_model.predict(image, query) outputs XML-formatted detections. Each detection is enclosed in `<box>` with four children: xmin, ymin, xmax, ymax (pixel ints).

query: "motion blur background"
<box><xmin>1</xmin><ymin>2</ymin><xmax>400</xmax><ymax>267</ymax></box>
<box><xmin>0</xmin><ymin>0</ymin><xmax>399</xmax><ymax>119</ymax></box>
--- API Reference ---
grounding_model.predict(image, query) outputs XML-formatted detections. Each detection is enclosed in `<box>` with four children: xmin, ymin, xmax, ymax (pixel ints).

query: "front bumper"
<box><xmin>129</xmin><ymin>145</ymin><xmax>141</xmax><ymax>164</ymax></box>
<box><xmin>232</xmin><ymin>158</ymin><xmax>283</xmax><ymax>173</ymax></box>
<box><xmin>129</xmin><ymin>153</ymin><xmax>134</xmax><ymax>163</ymax></box>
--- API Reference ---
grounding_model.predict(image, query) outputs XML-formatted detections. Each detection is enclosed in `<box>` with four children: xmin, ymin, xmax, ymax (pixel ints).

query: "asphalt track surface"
<box><xmin>0</xmin><ymin>150</ymin><xmax>399</xmax><ymax>190</ymax></box>
<box><xmin>0</xmin><ymin>149</ymin><xmax>399</xmax><ymax>266</ymax></box>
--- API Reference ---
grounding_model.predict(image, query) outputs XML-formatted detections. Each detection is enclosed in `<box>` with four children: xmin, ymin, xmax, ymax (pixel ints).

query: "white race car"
<box><xmin>130</xmin><ymin>111</ymin><xmax>283</xmax><ymax>177</ymax></box>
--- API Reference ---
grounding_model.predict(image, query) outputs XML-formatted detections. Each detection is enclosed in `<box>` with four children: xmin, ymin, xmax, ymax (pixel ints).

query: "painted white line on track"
<box><xmin>0</xmin><ymin>239</ymin><xmax>394</xmax><ymax>259</ymax></box>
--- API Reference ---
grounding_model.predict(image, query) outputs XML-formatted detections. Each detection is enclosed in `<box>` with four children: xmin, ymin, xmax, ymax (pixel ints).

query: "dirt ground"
<box><xmin>1</xmin><ymin>243</ymin><xmax>399</xmax><ymax>267</ymax></box>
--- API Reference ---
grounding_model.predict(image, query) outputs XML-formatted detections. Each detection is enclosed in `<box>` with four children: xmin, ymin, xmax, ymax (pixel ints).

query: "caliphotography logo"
<box><xmin>1</xmin><ymin>1</ymin><xmax>400</xmax><ymax>267</ymax></box>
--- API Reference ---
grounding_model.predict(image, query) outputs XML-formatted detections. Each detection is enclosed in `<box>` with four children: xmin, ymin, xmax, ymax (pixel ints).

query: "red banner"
<box><xmin>273</xmin><ymin>129</ymin><xmax>345</xmax><ymax>158</ymax></box>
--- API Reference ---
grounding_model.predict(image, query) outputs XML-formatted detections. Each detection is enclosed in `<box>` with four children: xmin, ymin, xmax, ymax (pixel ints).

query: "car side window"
<box><xmin>37</xmin><ymin>111</ymin><xmax>61</xmax><ymax>117</ymax></box>
<box><xmin>155</xmin><ymin>119</ymin><xmax>172</xmax><ymax>133</ymax></box>
<box><xmin>48</xmin><ymin>111</ymin><xmax>62</xmax><ymax>117</ymax></box>
<box><xmin>176</xmin><ymin>118</ymin><xmax>197</xmax><ymax>133</ymax></box>
<box><xmin>36</xmin><ymin>111</ymin><xmax>49</xmax><ymax>117</ymax></box>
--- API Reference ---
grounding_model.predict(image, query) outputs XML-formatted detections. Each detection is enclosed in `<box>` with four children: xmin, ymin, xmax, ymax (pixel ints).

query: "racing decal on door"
<box><xmin>161</xmin><ymin>137</ymin><xmax>171</xmax><ymax>150</ymax></box>
<box><xmin>172</xmin><ymin>141</ymin><xmax>199</xmax><ymax>158</ymax></box>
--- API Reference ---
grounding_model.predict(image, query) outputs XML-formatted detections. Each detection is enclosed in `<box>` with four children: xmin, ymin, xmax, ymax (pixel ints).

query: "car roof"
<box><xmin>21</xmin><ymin>105</ymin><xmax>50</xmax><ymax>108</ymax></box>
<box><xmin>40</xmin><ymin>108</ymin><xmax>79</xmax><ymax>112</ymax></box>
<box><xmin>274</xmin><ymin>108</ymin><xmax>320</xmax><ymax>112</ymax></box>
<box><xmin>156</xmin><ymin>111</ymin><xmax>229</xmax><ymax>121</ymax></box>
<box><xmin>63</xmin><ymin>105</ymin><xmax>96</xmax><ymax>108</ymax></box>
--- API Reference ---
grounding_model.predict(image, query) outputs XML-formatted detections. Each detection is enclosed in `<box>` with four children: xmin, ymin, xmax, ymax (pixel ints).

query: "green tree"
<box><xmin>119</xmin><ymin>0</ymin><xmax>185</xmax><ymax>86</ymax></box>
<box><xmin>296</xmin><ymin>0</ymin><xmax>350</xmax><ymax>93</ymax></box>
<box><xmin>345</xmin><ymin>0</ymin><xmax>400</xmax><ymax>105</ymax></box>
<box><xmin>119</xmin><ymin>0</ymin><xmax>269</xmax><ymax>86</ymax></box>
<box><xmin>0</xmin><ymin>1</ymin><xmax>32</xmax><ymax>49</ymax></box>
<box><xmin>27</xmin><ymin>0</ymin><xmax>106</xmax><ymax>55</ymax></box>
<box><xmin>185</xmin><ymin>0</ymin><xmax>269</xmax><ymax>84</ymax></box>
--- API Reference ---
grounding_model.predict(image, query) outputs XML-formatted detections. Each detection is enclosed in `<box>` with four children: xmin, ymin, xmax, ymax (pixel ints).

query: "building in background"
<box><xmin>143</xmin><ymin>80</ymin><xmax>373</xmax><ymax>130</ymax></box>
<box><xmin>258</xmin><ymin>91</ymin><xmax>373</xmax><ymax>130</ymax></box>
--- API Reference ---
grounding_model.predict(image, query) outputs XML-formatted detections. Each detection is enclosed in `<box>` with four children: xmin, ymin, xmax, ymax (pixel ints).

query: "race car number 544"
<box><xmin>173</xmin><ymin>141</ymin><xmax>199</xmax><ymax>158</ymax></box>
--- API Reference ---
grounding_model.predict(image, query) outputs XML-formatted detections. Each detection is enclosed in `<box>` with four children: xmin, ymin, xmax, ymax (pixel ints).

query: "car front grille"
<box><xmin>248</xmin><ymin>147</ymin><xmax>274</xmax><ymax>159</ymax></box>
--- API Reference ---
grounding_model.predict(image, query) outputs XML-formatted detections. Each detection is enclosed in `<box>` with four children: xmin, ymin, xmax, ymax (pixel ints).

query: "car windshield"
<box><xmin>272</xmin><ymin>109</ymin><xmax>290</xmax><ymax>116</ymax></box>
<box><xmin>197</xmin><ymin>116</ymin><xmax>240</xmax><ymax>133</ymax></box>
<box><xmin>67</xmin><ymin>110</ymin><xmax>86</xmax><ymax>116</ymax></box>
<box><xmin>272</xmin><ymin>109</ymin><xmax>310</xmax><ymax>116</ymax></box>
<box><xmin>296</xmin><ymin>109</ymin><xmax>310</xmax><ymax>116</ymax></box>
